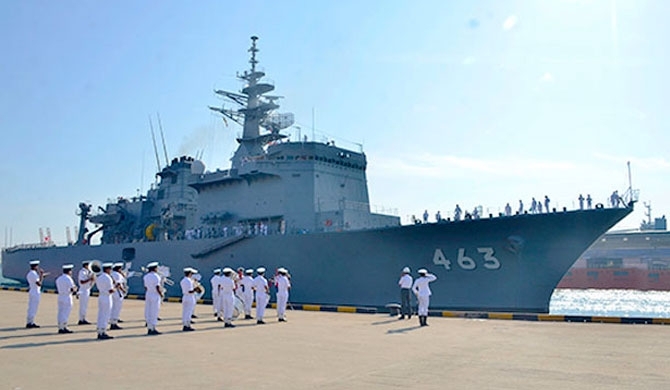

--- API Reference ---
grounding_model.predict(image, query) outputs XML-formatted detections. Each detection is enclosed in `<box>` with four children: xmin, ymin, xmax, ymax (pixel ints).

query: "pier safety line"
<box><xmin>4</xmin><ymin>285</ymin><xmax>669</xmax><ymax>325</ymax></box>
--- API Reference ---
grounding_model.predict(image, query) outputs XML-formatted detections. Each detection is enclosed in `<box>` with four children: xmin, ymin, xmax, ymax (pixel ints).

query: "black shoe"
<box><xmin>117</xmin><ymin>319</ymin><xmax>124</xmax><ymax>323</ymax></box>
<box><xmin>97</xmin><ymin>333</ymin><xmax>113</xmax><ymax>340</ymax></box>
<box><xmin>63</xmin><ymin>328</ymin><xmax>73</xmax><ymax>333</ymax></box>
<box><xmin>147</xmin><ymin>329</ymin><xmax>162</xmax><ymax>335</ymax></box>
<box><xmin>191</xmin><ymin>314</ymin><xmax>198</xmax><ymax>319</ymax></box>
<box><xmin>217</xmin><ymin>317</ymin><xmax>224</xmax><ymax>322</ymax></box>
<box><xmin>182</xmin><ymin>326</ymin><xmax>195</xmax><ymax>332</ymax></box>
<box><xmin>58</xmin><ymin>329</ymin><xmax>67</xmax><ymax>334</ymax></box>
<box><xmin>26</xmin><ymin>323</ymin><xmax>40</xmax><ymax>328</ymax></box>
<box><xmin>78</xmin><ymin>320</ymin><xmax>91</xmax><ymax>325</ymax></box>
<box><xmin>244</xmin><ymin>315</ymin><xmax>254</xmax><ymax>320</ymax></box>
<box><xmin>398</xmin><ymin>315</ymin><xmax>405</xmax><ymax>320</ymax></box>
<box><xmin>213</xmin><ymin>313</ymin><xmax>218</xmax><ymax>317</ymax></box>
<box><xmin>257</xmin><ymin>320</ymin><xmax>265</xmax><ymax>325</ymax></box>
<box><xmin>110</xmin><ymin>324</ymin><xmax>123</xmax><ymax>330</ymax></box>
<box><xmin>224</xmin><ymin>323</ymin><xmax>236</xmax><ymax>328</ymax></box>
<box><xmin>278</xmin><ymin>318</ymin><xmax>287</xmax><ymax>322</ymax></box>
<box><xmin>157</xmin><ymin>317</ymin><xmax>162</xmax><ymax>321</ymax></box>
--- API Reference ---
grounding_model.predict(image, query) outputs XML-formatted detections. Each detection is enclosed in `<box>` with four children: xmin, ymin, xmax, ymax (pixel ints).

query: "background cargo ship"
<box><xmin>1</xmin><ymin>37</ymin><xmax>634</xmax><ymax>313</ymax></box>
<box><xmin>558</xmin><ymin>209</ymin><xmax>669</xmax><ymax>291</ymax></box>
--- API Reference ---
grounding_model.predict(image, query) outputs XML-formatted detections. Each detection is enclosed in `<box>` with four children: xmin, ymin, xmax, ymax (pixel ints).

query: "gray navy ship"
<box><xmin>1</xmin><ymin>36</ymin><xmax>634</xmax><ymax>313</ymax></box>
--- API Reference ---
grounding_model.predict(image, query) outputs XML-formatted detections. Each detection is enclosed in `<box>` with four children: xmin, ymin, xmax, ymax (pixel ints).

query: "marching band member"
<box><xmin>190</xmin><ymin>268</ymin><xmax>201</xmax><ymax>319</ymax></box>
<box><xmin>220</xmin><ymin>267</ymin><xmax>236</xmax><ymax>328</ymax></box>
<box><xmin>55</xmin><ymin>264</ymin><xmax>77</xmax><ymax>333</ymax></box>
<box><xmin>412</xmin><ymin>269</ymin><xmax>437</xmax><ymax>327</ymax></box>
<box><xmin>110</xmin><ymin>262</ymin><xmax>126</xmax><ymax>330</ymax></box>
<box><xmin>239</xmin><ymin>269</ymin><xmax>255</xmax><ymax>319</ymax></box>
<box><xmin>77</xmin><ymin>260</ymin><xmax>94</xmax><ymax>325</ymax></box>
<box><xmin>25</xmin><ymin>260</ymin><xmax>43</xmax><ymax>328</ymax></box>
<box><xmin>143</xmin><ymin>261</ymin><xmax>163</xmax><ymax>335</ymax></box>
<box><xmin>210</xmin><ymin>268</ymin><xmax>222</xmax><ymax>321</ymax></box>
<box><xmin>275</xmin><ymin>267</ymin><xmax>291</xmax><ymax>322</ymax></box>
<box><xmin>95</xmin><ymin>263</ymin><xmax>115</xmax><ymax>340</ymax></box>
<box><xmin>180</xmin><ymin>268</ymin><xmax>197</xmax><ymax>331</ymax></box>
<box><xmin>253</xmin><ymin>267</ymin><xmax>269</xmax><ymax>325</ymax></box>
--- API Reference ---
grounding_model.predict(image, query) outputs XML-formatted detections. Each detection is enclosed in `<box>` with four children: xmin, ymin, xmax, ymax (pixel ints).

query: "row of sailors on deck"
<box><xmin>24</xmin><ymin>260</ymin><xmax>291</xmax><ymax>340</ymax></box>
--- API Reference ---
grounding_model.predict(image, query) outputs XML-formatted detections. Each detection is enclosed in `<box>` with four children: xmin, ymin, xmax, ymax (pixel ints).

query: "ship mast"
<box><xmin>209</xmin><ymin>36</ymin><xmax>292</xmax><ymax>170</ymax></box>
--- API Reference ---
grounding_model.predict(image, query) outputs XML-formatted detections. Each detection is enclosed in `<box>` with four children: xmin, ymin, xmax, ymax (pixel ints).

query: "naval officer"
<box><xmin>275</xmin><ymin>267</ymin><xmax>291</xmax><ymax>322</ymax></box>
<box><xmin>220</xmin><ymin>267</ymin><xmax>236</xmax><ymax>328</ymax></box>
<box><xmin>412</xmin><ymin>269</ymin><xmax>437</xmax><ymax>327</ymax></box>
<box><xmin>77</xmin><ymin>260</ymin><xmax>94</xmax><ymax>325</ymax></box>
<box><xmin>180</xmin><ymin>267</ymin><xmax>196</xmax><ymax>331</ymax></box>
<box><xmin>95</xmin><ymin>263</ymin><xmax>115</xmax><ymax>340</ymax></box>
<box><xmin>55</xmin><ymin>264</ymin><xmax>77</xmax><ymax>333</ymax></box>
<box><xmin>398</xmin><ymin>267</ymin><xmax>413</xmax><ymax>320</ymax></box>
<box><xmin>110</xmin><ymin>262</ymin><xmax>126</xmax><ymax>330</ymax></box>
<box><xmin>253</xmin><ymin>267</ymin><xmax>269</xmax><ymax>324</ymax></box>
<box><xmin>143</xmin><ymin>261</ymin><xmax>163</xmax><ymax>335</ymax></box>
<box><xmin>210</xmin><ymin>268</ymin><xmax>222</xmax><ymax>320</ymax></box>
<box><xmin>25</xmin><ymin>260</ymin><xmax>43</xmax><ymax>328</ymax></box>
<box><xmin>239</xmin><ymin>268</ymin><xmax>255</xmax><ymax>319</ymax></box>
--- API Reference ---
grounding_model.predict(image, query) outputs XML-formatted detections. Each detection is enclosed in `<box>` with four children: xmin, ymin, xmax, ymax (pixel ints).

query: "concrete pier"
<box><xmin>1</xmin><ymin>290</ymin><xmax>669</xmax><ymax>389</ymax></box>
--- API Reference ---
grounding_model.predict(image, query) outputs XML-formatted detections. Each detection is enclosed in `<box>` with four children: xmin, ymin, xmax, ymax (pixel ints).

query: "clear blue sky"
<box><xmin>1</xmin><ymin>0</ymin><xmax>668</xmax><ymax>246</ymax></box>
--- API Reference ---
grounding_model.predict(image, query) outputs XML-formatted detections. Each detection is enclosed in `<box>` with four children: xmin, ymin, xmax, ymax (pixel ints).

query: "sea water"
<box><xmin>550</xmin><ymin>289</ymin><xmax>670</xmax><ymax>318</ymax></box>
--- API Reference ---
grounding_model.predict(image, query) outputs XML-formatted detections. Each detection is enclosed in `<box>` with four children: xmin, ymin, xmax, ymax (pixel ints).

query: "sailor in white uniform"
<box><xmin>55</xmin><ymin>264</ymin><xmax>77</xmax><ymax>333</ymax></box>
<box><xmin>110</xmin><ymin>262</ymin><xmax>126</xmax><ymax>330</ymax></box>
<box><xmin>253</xmin><ymin>267</ymin><xmax>269</xmax><ymax>324</ymax></box>
<box><xmin>412</xmin><ymin>269</ymin><xmax>437</xmax><ymax>327</ymax></box>
<box><xmin>239</xmin><ymin>269</ymin><xmax>255</xmax><ymax>319</ymax></box>
<box><xmin>397</xmin><ymin>267</ymin><xmax>413</xmax><ymax>320</ymax></box>
<box><xmin>25</xmin><ymin>260</ymin><xmax>43</xmax><ymax>328</ymax></box>
<box><xmin>180</xmin><ymin>267</ymin><xmax>196</xmax><ymax>331</ymax></box>
<box><xmin>77</xmin><ymin>260</ymin><xmax>95</xmax><ymax>325</ymax></box>
<box><xmin>143</xmin><ymin>261</ymin><xmax>163</xmax><ymax>335</ymax></box>
<box><xmin>275</xmin><ymin>267</ymin><xmax>291</xmax><ymax>322</ymax></box>
<box><xmin>210</xmin><ymin>268</ymin><xmax>222</xmax><ymax>320</ymax></box>
<box><xmin>220</xmin><ymin>267</ymin><xmax>236</xmax><ymax>328</ymax></box>
<box><xmin>95</xmin><ymin>263</ymin><xmax>115</xmax><ymax>340</ymax></box>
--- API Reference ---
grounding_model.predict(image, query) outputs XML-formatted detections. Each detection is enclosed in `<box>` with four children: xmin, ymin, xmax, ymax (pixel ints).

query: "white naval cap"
<box><xmin>29</xmin><ymin>260</ymin><xmax>40</xmax><ymax>266</ymax></box>
<box><xmin>222</xmin><ymin>267</ymin><xmax>234</xmax><ymax>274</ymax></box>
<box><xmin>245</xmin><ymin>269</ymin><xmax>254</xmax><ymax>274</ymax></box>
<box><xmin>62</xmin><ymin>264</ymin><xmax>74</xmax><ymax>270</ymax></box>
<box><xmin>113</xmin><ymin>262</ymin><xmax>124</xmax><ymax>268</ymax></box>
<box><xmin>102</xmin><ymin>262</ymin><xmax>113</xmax><ymax>269</ymax></box>
<box><xmin>417</xmin><ymin>268</ymin><xmax>428</xmax><ymax>275</ymax></box>
<box><xmin>183</xmin><ymin>267</ymin><xmax>194</xmax><ymax>273</ymax></box>
<box><xmin>402</xmin><ymin>267</ymin><xmax>410</xmax><ymax>273</ymax></box>
<box><xmin>256</xmin><ymin>267</ymin><xmax>266</xmax><ymax>274</ymax></box>
<box><xmin>192</xmin><ymin>268</ymin><xmax>199</xmax><ymax>274</ymax></box>
<box><xmin>213</xmin><ymin>268</ymin><xmax>222</xmax><ymax>274</ymax></box>
<box><xmin>147</xmin><ymin>261</ymin><xmax>159</xmax><ymax>268</ymax></box>
<box><xmin>277</xmin><ymin>267</ymin><xmax>288</xmax><ymax>274</ymax></box>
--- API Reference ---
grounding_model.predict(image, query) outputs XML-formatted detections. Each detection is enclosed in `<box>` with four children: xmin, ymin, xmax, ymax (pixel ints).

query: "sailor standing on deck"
<box><xmin>110</xmin><ymin>263</ymin><xmax>126</xmax><ymax>330</ymax></box>
<box><xmin>398</xmin><ymin>267</ymin><xmax>413</xmax><ymax>320</ymax></box>
<box><xmin>143</xmin><ymin>262</ymin><xmax>163</xmax><ymax>335</ymax></box>
<box><xmin>253</xmin><ymin>267</ymin><xmax>269</xmax><ymax>324</ymax></box>
<box><xmin>26</xmin><ymin>260</ymin><xmax>43</xmax><ymax>328</ymax></box>
<box><xmin>55</xmin><ymin>264</ymin><xmax>77</xmax><ymax>333</ymax></box>
<box><xmin>412</xmin><ymin>269</ymin><xmax>437</xmax><ymax>327</ymax></box>
<box><xmin>210</xmin><ymin>268</ymin><xmax>222</xmax><ymax>320</ymax></box>
<box><xmin>180</xmin><ymin>268</ymin><xmax>196</xmax><ymax>331</ymax></box>
<box><xmin>220</xmin><ymin>267</ymin><xmax>236</xmax><ymax>328</ymax></box>
<box><xmin>95</xmin><ymin>263</ymin><xmax>115</xmax><ymax>340</ymax></box>
<box><xmin>77</xmin><ymin>260</ymin><xmax>94</xmax><ymax>325</ymax></box>
<box><xmin>239</xmin><ymin>269</ymin><xmax>255</xmax><ymax>319</ymax></box>
<box><xmin>275</xmin><ymin>267</ymin><xmax>291</xmax><ymax>322</ymax></box>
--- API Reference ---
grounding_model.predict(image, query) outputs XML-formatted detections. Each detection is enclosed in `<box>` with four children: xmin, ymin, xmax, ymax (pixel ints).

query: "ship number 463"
<box><xmin>432</xmin><ymin>247</ymin><xmax>500</xmax><ymax>271</ymax></box>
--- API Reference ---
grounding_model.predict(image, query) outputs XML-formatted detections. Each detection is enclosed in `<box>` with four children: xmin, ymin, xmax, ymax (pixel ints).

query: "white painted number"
<box><xmin>478</xmin><ymin>247</ymin><xmax>501</xmax><ymax>270</ymax></box>
<box><xmin>432</xmin><ymin>248</ymin><xmax>451</xmax><ymax>270</ymax></box>
<box><xmin>431</xmin><ymin>247</ymin><xmax>501</xmax><ymax>271</ymax></box>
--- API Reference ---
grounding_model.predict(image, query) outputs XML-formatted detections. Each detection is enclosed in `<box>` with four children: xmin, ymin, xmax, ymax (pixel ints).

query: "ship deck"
<box><xmin>1</xmin><ymin>290</ymin><xmax>669</xmax><ymax>389</ymax></box>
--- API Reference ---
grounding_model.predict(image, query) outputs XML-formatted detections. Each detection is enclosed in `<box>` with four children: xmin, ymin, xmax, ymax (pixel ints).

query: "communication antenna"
<box><xmin>149</xmin><ymin>116</ymin><xmax>161</xmax><ymax>171</ymax></box>
<box><xmin>39</xmin><ymin>228</ymin><xmax>44</xmax><ymax>244</ymax></box>
<box><xmin>65</xmin><ymin>227</ymin><xmax>72</xmax><ymax>245</ymax></box>
<box><xmin>157</xmin><ymin>112</ymin><xmax>169</xmax><ymax>166</ymax></box>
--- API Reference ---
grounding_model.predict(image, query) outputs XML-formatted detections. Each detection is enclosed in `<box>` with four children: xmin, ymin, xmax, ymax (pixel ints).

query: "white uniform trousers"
<box><xmin>182</xmin><ymin>295</ymin><xmax>195</xmax><ymax>326</ymax></box>
<box><xmin>221</xmin><ymin>293</ymin><xmax>234</xmax><ymax>323</ymax></box>
<box><xmin>242</xmin><ymin>292</ymin><xmax>254</xmax><ymax>315</ymax></box>
<box><xmin>79</xmin><ymin>289</ymin><xmax>91</xmax><ymax>321</ymax></box>
<box><xmin>212</xmin><ymin>290</ymin><xmax>220</xmax><ymax>315</ymax></box>
<box><xmin>277</xmin><ymin>292</ymin><xmax>289</xmax><ymax>319</ymax></box>
<box><xmin>96</xmin><ymin>294</ymin><xmax>112</xmax><ymax>334</ymax></box>
<box><xmin>255</xmin><ymin>292</ymin><xmax>269</xmax><ymax>321</ymax></box>
<box><xmin>216</xmin><ymin>294</ymin><xmax>225</xmax><ymax>317</ymax></box>
<box><xmin>26</xmin><ymin>292</ymin><xmax>40</xmax><ymax>324</ymax></box>
<box><xmin>57</xmin><ymin>295</ymin><xmax>73</xmax><ymax>329</ymax></box>
<box><xmin>145</xmin><ymin>295</ymin><xmax>161</xmax><ymax>331</ymax></box>
<box><xmin>111</xmin><ymin>293</ymin><xmax>124</xmax><ymax>324</ymax></box>
<box><xmin>417</xmin><ymin>295</ymin><xmax>430</xmax><ymax>316</ymax></box>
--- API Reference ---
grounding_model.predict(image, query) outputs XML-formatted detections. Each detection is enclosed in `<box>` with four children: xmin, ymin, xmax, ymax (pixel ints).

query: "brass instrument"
<box><xmin>89</xmin><ymin>260</ymin><xmax>103</xmax><ymax>274</ymax></box>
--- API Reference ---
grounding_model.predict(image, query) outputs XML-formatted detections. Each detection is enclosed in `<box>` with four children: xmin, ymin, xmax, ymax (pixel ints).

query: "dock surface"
<box><xmin>1</xmin><ymin>290</ymin><xmax>669</xmax><ymax>389</ymax></box>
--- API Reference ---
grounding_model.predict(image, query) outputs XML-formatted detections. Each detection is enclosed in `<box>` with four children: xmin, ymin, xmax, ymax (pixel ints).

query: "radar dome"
<box><xmin>190</xmin><ymin>160</ymin><xmax>205</xmax><ymax>175</ymax></box>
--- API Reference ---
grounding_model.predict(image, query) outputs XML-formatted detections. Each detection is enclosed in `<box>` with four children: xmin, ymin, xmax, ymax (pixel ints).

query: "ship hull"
<box><xmin>2</xmin><ymin>207</ymin><xmax>632</xmax><ymax>313</ymax></box>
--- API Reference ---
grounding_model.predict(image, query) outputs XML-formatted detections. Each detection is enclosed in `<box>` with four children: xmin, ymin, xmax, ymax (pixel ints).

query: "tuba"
<box><xmin>89</xmin><ymin>260</ymin><xmax>103</xmax><ymax>275</ymax></box>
